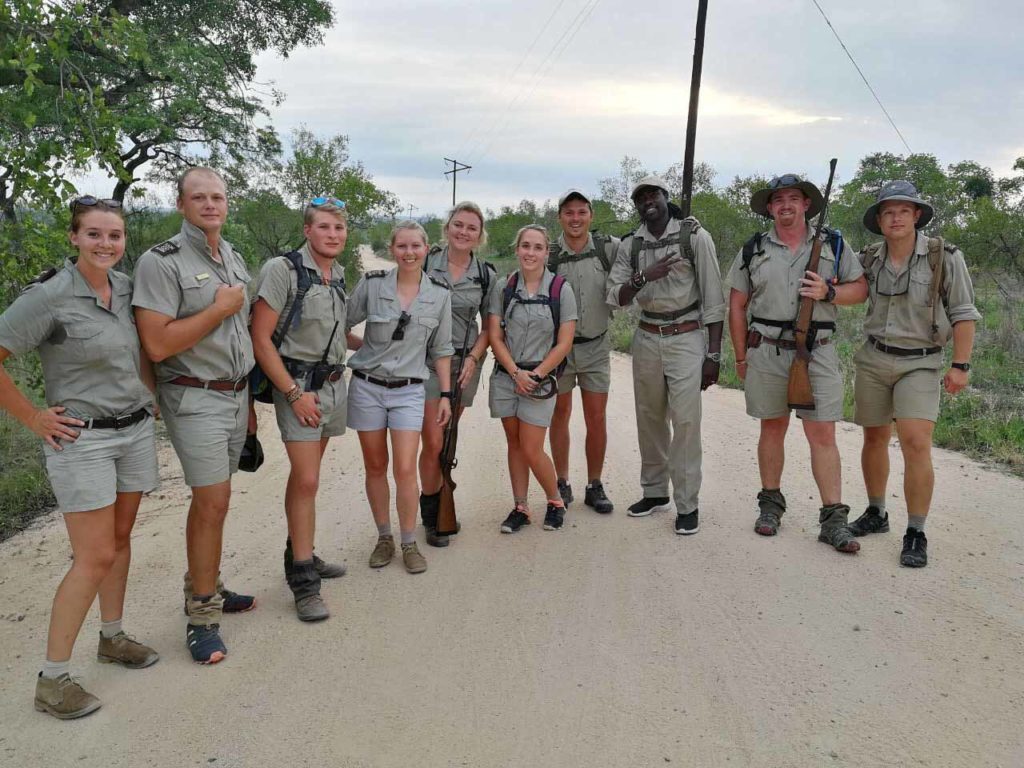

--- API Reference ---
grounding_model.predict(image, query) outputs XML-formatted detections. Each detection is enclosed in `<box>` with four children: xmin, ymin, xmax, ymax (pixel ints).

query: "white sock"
<box><xmin>41</xmin><ymin>659</ymin><xmax>70</xmax><ymax>680</ymax></box>
<box><xmin>100</xmin><ymin>618</ymin><xmax>123</xmax><ymax>639</ymax></box>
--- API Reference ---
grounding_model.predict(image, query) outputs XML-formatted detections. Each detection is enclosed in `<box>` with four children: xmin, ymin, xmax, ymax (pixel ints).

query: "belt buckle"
<box><xmin>113</xmin><ymin>413</ymin><xmax>133</xmax><ymax>430</ymax></box>
<box><xmin>660</xmin><ymin>324</ymin><xmax>677</xmax><ymax>337</ymax></box>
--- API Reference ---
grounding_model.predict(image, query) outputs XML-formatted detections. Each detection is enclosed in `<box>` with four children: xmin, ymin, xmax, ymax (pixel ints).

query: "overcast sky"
<box><xmin>248</xmin><ymin>0</ymin><xmax>1022</xmax><ymax>215</ymax></box>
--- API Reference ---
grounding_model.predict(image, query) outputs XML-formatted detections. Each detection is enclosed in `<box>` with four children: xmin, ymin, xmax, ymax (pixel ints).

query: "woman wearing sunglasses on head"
<box><xmin>488</xmin><ymin>225</ymin><xmax>577</xmax><ymax>534</ymax></box>
<box><xmin>251</xmin><ymin>196</ymin><xmax>359</xmax><ymax>622</ymax></box>
<box><xmin>345</xmin><ymin>221</ymin><xmax>454</xmax><ymax>574</ymax></box>
<box><xmin>418</xmin><ymin>201</ymin><xmax>496</xmax><ymax>547</ymax></box>
<box><xmin>0</xmin><ymin>197</ymin><xmax>160</xmax><ymax>720</ymax></box>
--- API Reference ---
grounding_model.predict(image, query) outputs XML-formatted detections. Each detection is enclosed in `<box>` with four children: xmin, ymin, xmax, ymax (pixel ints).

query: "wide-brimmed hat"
<box><xmin>630</xmin><ymin>175</ymin><xmax>671</xmax><ymax>200</ymax></box>
<box><xmin>862</xmin><ymin>180</ymin><xmax>934</xmax><ymax>235</ymax></box>
<box><xmin>557</xmin><ymin>188</ymin><xmax>592</xmax><ymax>210</ymax></box>
<box><xmin>749</xmin><ymin>174</ymin><xmax>824</xmax><ymax>220</ymax></box>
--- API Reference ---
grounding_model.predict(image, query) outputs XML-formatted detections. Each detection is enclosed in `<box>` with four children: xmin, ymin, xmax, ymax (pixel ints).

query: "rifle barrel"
<box><xmin>681</xmin><ymin>0</ymin><xmax>710</xmax><ymax>218</ymax></box>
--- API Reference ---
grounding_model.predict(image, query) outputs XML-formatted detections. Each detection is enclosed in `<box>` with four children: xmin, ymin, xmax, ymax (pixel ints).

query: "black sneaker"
<box><xmin>557</xmin><ymin>479</ymin><xmax>573</xmax><ymax>506</ymax></box>
<box><xmin>847</xmin><ymin>506</ymin><xmax>890</xmax><ymax>536</ymax></box>
<box><xmin>626</xmin><ymin>496</ymin><xmax>672</xmax><ymax>518</ymax></box>
<box><xmin>675</xmin><ymin>509</ymin><xmax>699</xmax><ymax>535</ymax></box>
<box><xmin>543</xmin><ymin>503</ymin><xmax>565</xmax><ymax>531</ymax></box>
<box><xmin>500</xmin><ymin>508</ymin><xmax>530</xmax><ymax>534</ymax></box>
<box><xmin>584</xmin><ymin>481</ymin><xmax>614</xmax><ymax>514</ymax></box>
<box><xmin>900</xmin><ymin>528</ymin><xmax>928</xmax><ymax>567</ymax></box>
<box><xmin>220</xmin><ymin>589</ymin><xmax>256</xmax><ymax>613</ymax></box>
<box><xmin>186</xmin><ymin>624</ymin><xmax>226</xmax><ymax>665</ymax></box>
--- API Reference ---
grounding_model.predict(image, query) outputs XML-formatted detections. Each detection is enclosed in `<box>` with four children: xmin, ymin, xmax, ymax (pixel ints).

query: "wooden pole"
<box><xmin>680</xmin><ymin>0</ymin><xmax>709</xmax><ymax>218</ymax></box>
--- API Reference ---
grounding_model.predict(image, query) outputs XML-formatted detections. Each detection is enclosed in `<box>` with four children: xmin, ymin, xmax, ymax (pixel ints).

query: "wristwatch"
<box><xmin>439</xmin><ymin>391</ymin><xmax>454</xmax><ymax>400</ymax></box>
<box><xmin>824</xmin><ymin>283</ymin><xmax>837</xmax><ymax>303</ymax></box>
<box><xmin>951</xmin><ymin>362</ymin><xmax>971</xmax><ymax>372</ymax></box>
<box><xmin>705</xmin><ymin>352</ymin><xmax>721</xmax><ymax>363</ymax></box>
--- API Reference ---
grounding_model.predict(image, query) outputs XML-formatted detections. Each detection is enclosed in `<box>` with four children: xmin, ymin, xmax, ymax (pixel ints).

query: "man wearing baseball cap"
<box><xmin>607</xmin><ymin>176</ymin><xmax>726</xmax><ymax>535</ymax></box>
<box><xmin>726</xmin><ymin>173</ymin><xmax>868</xmax><ymax>554</ymax></box>
<box><xmin>548</xmin><ymin>189</ymin><xmax>620</xmax><ymax>513</ymax></box>
<box><xmin>847</xmin><ymin>180</ymin><xmax>980</xmax><ymax>567</ymax></box>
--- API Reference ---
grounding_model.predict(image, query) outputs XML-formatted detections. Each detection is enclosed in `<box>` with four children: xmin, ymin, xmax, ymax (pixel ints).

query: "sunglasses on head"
<box><xmin>392</xmin><ymin>311</ymin><xmax>412</xmax><ymax>341</ymax></box>
<box><xmin>310</xmin><ymin>196</ymin><xmax>346</xmax><ymax>210</ymax></box>
<box><xmin>768</xmin><ymin>174</ymin><xmax>802</xmax><ymax>189</ymax></box>
<box><xmin>70</xmin><ymin>196</ymin><xmax>122</xmax><ymax>212</ymax></box>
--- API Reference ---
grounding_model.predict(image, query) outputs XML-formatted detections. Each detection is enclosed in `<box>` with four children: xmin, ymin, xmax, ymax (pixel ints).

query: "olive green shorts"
<box><xmin>489</xmin><ymin>368</ymin><xmax>556</xmax><ymax>428</ymax></box>
<box><xmin>557</xmin><ymin>333</ymin><xmax>611</xmax><ymax>394</ymax></box>
<box><xmin>853</xmin><ymin>342</ymin><xmax>943</xmax><ymax>426</ymax></box>
<box><xmin>158</xmin><ymin>384</ymin><xmax>248</xmax><ymax>488</ymax></box>
<box><xmin>272</xmin><ymin>375</ymin><xmax>348</xmax><ymax>442</ymax></box>
<box><xmin>744</xmin><ymin>338</ymin><xmax>844</xmax><ymax>422</ymax></box>
<box><xmin>426</xmin><ymin>352</ymin><xmax>485</xmax><ymax>407</ymax></box>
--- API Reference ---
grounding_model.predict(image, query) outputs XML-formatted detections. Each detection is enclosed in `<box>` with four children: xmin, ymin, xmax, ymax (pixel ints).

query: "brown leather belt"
<box><xmin>638</xmin><ymin>320</ymin><xmax>700</xmax><ymax>337</ymax></box>
<box><xmin>761</xmin><ymin>336</ymin><xmax>831</xmax><ymax>350</ymax></box>
<box><xmin>169</xmin><ymin>376</ymin><xmax>247</xmax><ymax>392</ymax></box>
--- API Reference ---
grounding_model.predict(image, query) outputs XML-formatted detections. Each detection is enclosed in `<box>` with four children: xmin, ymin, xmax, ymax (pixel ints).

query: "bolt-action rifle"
<box><xmin>787</xmin><ymin>157</ymin><xmax>838</xmax><ymax>411</ymax></box>
<box><xmin>436</xmin><ymin>323</ymin><xmax>473</xmax><ymax>536</ymax></box>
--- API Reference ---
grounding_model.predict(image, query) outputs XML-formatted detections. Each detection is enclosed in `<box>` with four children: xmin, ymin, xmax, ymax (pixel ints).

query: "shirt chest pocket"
<box><xmin>178</xmin><ymin>273</ymin><xmax>218</xmax><ymax>315</ymax></box>
<box><xmin>60</xmin><ymin>321</ymin><xmax>119</xmax><ymax>363</ymax></box>
<box><xmin>301</xmin><ymin>286</ymin><xmax>340</xmax><ymax>327</ymax></box>
<box><xmin>816</xmin><ymin>254</ymin><xmax>837</xmax><ymax>284</ymax></box>
<box><xmin>412</xmin><ymin>315</ymin><xmax>438</xmax><ymax>343</ymax></box>
<box><xmin>366</xmin><ymin>314</ymin><xmax>395</xmax><ymax>344</ymax></box>
<box><xmin>909</xmin><ymin>269</ymin><xmax>934</xmax><ymax>307</ymax></box>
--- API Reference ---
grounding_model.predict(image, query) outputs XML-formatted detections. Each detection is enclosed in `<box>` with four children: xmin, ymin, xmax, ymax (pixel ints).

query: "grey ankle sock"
<box><xmin>376</xmin><ymin>523</ymin><xmax>392</xmax><ymax>537</ymax></box>
<box><xmin>908</xmin><ymin>515</ymin><xmax>926</xmax><ymax>531</ymax></box>
<box><xmin>868</xmin><ymin>496</ymin><xmax>887</xmax><ymax>516</ymax></box>
<box><xmin>292</xmin><ymin>558</ymin><xmax>314</xmax><ymax>567</ymax></box>
<box><xmin>41</xmin><ymin>659</ymin><xmax>70</xmax><ymax>680</ymax></box>
<box><xmin>100</xmin><ymin>618</ymin><xmax>123</xmax><ymax>639</ymax></box>
<box><xmin>400</xmin><ymin>530</ymin><xmax>416</xmax><ymax>545</ymax></box>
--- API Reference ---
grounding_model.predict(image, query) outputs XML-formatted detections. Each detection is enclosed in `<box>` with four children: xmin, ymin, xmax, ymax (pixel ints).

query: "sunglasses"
<box><xmin>310</xmin><ymin>197</ymin><xmax>346</xmax><ymax>209</ymax></box>
<box><xmin>875</xmin><ymin>268</ymin><xmax>912</xmax><ymax>297</ymax></box>
<box><xmin>392</xmin><ymin>311</ymin><xmax>412</xmax><ymax>341</ymax></box>
<box><xmin>70</xmin><ymin>196</ymin><xmax>122</xmax><ymax>212</ymax></box>
<box><xmin>768</xmin><ymin>174</ymin><xmax>802</xmax><ymax>189</ymax></box>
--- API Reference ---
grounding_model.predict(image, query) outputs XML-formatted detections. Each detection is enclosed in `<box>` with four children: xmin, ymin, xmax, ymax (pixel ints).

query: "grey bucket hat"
<box><xmin>863</xmin><ymin>180</ymin><xmax>934</xmax><ymax>235</ymax></box>
<box><xmin>749</xmin><ymin>174</ymin><xmax>825</xmax><ymax>220</ymax></box>
<box><xmin>630</xmin><ymin>175</ymin><xmax>671</xmax><ymax>200</ymax></box>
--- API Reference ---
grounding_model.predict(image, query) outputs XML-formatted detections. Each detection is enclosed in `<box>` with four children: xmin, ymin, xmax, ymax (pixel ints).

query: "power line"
<box><xmin>810</xmin><ymin>0</ymin><xmax>913</xmax><ymax>154</ymax></box>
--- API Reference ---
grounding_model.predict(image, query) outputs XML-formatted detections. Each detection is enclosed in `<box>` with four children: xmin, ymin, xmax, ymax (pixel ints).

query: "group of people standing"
<box><xmin>0</xmin><ymin>164</ymin><xmax>978</xmax><ymax>721</ymax></box>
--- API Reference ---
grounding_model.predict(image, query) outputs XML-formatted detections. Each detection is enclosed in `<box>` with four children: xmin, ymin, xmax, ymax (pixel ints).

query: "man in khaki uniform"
<box><xmin>726</xmin><ymin>174</ymin><xmax>868</xmax><ymax>553</ymax></box>
<box><xmin>549</xmin><ymin>189</ymin><xmax>619</xmax><ymax>514</ymax></box>
<box><xmin>607</xmin><ymin>176</ymin><xmax>725</xmax><ymax>535</ymax></box>
<box><xmin>133</xmin><ymin>167</ymin><xmax>255</xmax><ymax>664</ymax></box>
<box><xmin>847</xmin><ymin>181</ymin><xmax>980</xmax><ymax>567</ymax></box>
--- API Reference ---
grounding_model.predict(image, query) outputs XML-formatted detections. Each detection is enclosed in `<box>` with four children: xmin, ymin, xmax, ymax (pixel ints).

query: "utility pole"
<box><xmin>443</xmin><ymin>158</ymin><xmax>472</xmax><ymax>206</ymax></box>
<box><xmin>406</xmin><ymin>203</ymin><xmax>418</xmax><ymax>220</ymax></box>
<box><xmin>680</xmin><ymin>0</ymin><xmax>709</xmax><ymax>218</ymax></box>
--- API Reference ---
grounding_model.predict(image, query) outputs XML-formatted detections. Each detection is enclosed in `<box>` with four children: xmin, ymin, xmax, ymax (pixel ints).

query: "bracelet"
<box><xmin>629</xmin><ymin>271</ymin><xmax>648</xmax><ymax>290</ymax></box>
<box><xmin>736</xmin><ymin>359</ymin><xmax>746</xmax><ymax>365</ymax></box>
<box><xmin>285</xmin><ymin>384</ymin><xmax>302</xmax><ymax>404</ymax></box>
<box><xmin>439</xmin><ymin>391</ymin><xmax>453</xmax><ymax>400</ymax></box>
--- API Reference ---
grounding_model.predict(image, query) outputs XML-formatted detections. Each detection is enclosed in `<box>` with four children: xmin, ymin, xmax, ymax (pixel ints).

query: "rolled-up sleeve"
<box><xmin>0</xmin><ymin>288</ymin><xmax>55</xmax><ymax>355</ymax></box>
<box><xmin>427</xmin><ymin>291</ymin><xmax>455</xmax><ymax>362</ymax></box>
<box><xmin>255</xmin><ymin>258</ymin><xmax>291</xmax><ymax>313</ymax></box>
<box><xmin>694</xmin><ymin>228</ymin><xmax>726</xmax><ymax>324</ymax></box>
<box><xmin>944</xmin><ymin>249</ymin><xmax>982</xmax><ymax>325</ymax></box>
<box><xmin>559</xmin><ymin>283</ymin><xmax>578</xmax><ymax>324</ymax></box>
<box><xmin>606</xmin><ymin>239</ymin><xmax>633</xmax><ymax>307</ymax></box>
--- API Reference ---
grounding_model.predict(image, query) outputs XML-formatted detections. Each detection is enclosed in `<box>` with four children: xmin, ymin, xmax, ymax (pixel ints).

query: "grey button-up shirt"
<box><xmin>551</xmin><ymin>232</ymin><xmax>617</xmax><ymax>339</ymax></box>
<box><xmin>0</xmin><ymin>261</ymin><xmax>152</xmax><ymax>420</ymax></box>
<box><xmin>132</xmin><ymin>220</ymin><xmax>255</xmax><ymax>382</ymax></box>
<box><xmin>253</xmin><ymin>244</ymin><xmax>348</xmax><ymax>365</ymax></box>
<box><xmin>488</xmin><ymin>269</ymin><xmax>578</xmax><ymax>365</ymax></box>
<box><xmin>861</xmin><ymin>232</ymin><xmax>981</xmax><ymax>348</ymax></box>
<box><xmin>424</xmin><ymin>246</ymin><xmax>493</xmax><ymax>353</ymax></box>
<box><xmin>346</xmin><ymin>269</ymin><xmax>454</xmax><ymax>380</ymax></box>
<box><xmin>607</xmin><ymin>218</ymin><xmax>726</xmax><ymax>325</ymax></box>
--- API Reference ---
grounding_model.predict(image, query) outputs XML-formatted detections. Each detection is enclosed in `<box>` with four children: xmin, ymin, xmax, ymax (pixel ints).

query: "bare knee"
<box><xmin>803</xmin><ymin>422</ymin><xmax>837</xmax><ymax>450</ymax></box>
<box><xmin>76</xmin><ymin>545</ymin><xmax>117</xmax><ymax>582</ymax></box>
<box><xmin>899</xmin><ymin>434</ymin><xmax>932</xmax><ymax>459</ymax></box>
<box><xmin>289</xmin><ymin>468</ymin><xmax>321</xmax><ymax>498</ymax></box>
<box><xmin>364</xmin><ymin>455</ymin><xmax>389</xmax><ymax>479</ymax></box>
<box><xmin>863</xmin><ymin>426</ymin><xmax>891</xmax><ymax>449</ymax></box>
<box><xmin>760</xmin><ymin>416</ymin><xmax>789</xmax><ymax>443</ymax></box>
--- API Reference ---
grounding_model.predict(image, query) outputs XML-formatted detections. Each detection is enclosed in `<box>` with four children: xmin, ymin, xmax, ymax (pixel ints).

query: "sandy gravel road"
<box><xmin>1</xmin><ymin>251</ymin><xmax>1022</xmax><ymax>768</ymax></box>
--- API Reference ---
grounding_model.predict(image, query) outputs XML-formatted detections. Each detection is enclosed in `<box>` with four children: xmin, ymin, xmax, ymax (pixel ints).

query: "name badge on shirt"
<box><xmin>195</xmin><ymin>273</ymin><xmax>210</xmax><ymax>281</ymax></box>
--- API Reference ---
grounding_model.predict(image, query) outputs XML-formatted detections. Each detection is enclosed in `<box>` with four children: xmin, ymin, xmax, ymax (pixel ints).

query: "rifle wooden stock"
<box><xmin>787</xmin><ymin>158</ymin><xmax>838</xmax><ymax>410</ymax></box>
<box><xmin>436</xmin><ymin>325</ymin><xmax>473</xmax><ymax>536</ymax></box>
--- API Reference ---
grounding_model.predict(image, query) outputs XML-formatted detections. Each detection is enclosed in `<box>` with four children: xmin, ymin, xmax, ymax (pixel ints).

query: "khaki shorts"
<box><xmin>557</xmin><ymin>333</ymin><xmax>611</xmax><ymax>394</ymax></box>
<box><xmin>425</xmin><ymin>352</ymin><xmax>485</xmax><ymax>407</ymax></box>
<box><xmin>489</xmin><ymin>368</ymin><xmax>556</xmax><ymax>428</ymax></box>
<box><xmin>272</xmin><ymin>375</ymin><xmax>347</xmax><ymax>442</ymax></box>
<box><xmin>159</xmin><ymin>384</ymin><xmax>248</xmax><ymax>488</ymax></box>
<box><xmin>744</xmin><ymin>339</ymin><xmax>844</xmax><ymax>422</ymax></box>
<box><xmin>347</xmin><ymin>375</ymin><xmax>424</xmax><ymax>432</ymax></box>
<box><xmin>44</xmin><ymin>415</ymin><xmax>158</xmax><ymax>513</ymax></box>
<box><xmin>853</xmin><ymin>342</ymin><xmax>943</xmax><ymax>426</ymax></box>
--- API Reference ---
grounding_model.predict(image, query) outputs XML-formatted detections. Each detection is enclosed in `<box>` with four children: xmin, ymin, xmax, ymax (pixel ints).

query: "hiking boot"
<box><xmin>186</xmin><ymin>623</ymin><xmax>227</xmax><ymax>665</ymax></box>
<box><xmin>626</xmin><ymin>496</ymin><xmax>672</xmax><ymax>518</ymax></box>
<box><xmin>295</xmin><ymin>594</ymin><xmax>331</xmax><ymax>621</ymax></box>
<box><xmin>183</xmin><ymin>573</ymin><xmax>255</xmax><ymax>615</ymax></box>
<box><xmin>900</xmin><ymin>528</ymin><xmax>928</xmax><ymax>567</ymax></box>
<box><xmin>675</xmin><ymin>509</ymin><xmax>699</xmax><ymax>535</ymax></box>
<box><xmin>420</xmin><ymin>492</ymin><xmax>449</xmax><ymax>548</ymax></box>
<box><xmin>584</xmin><ymin>481</ymin><xmax>614</xmax><ymax>514</ymax></box>
<box><xmin>557</xmin><ymin>478</ymin><xmax>573</xmax><ymax>506</ymax></box>
<box><xmin>401</xmin><ymin>542</ymin><xmax>427</xmax><ymax>574</ymax></box>
<box><xmin>817</xmin><ymin>504</ymin><xmax>860</xmax><ymax>553</ymax></box>
<box><xmin>96</xmin><ymin>632</ymin><xmax>159</xmax><ymax>669</ymax></box>
<box><xmin>500</xmin><ymin>508</ymin><xmax>530</xmax><ymax>534</ymax></box>
<box><xmin>284</xmin><ymin>539</ymin><xmax>347</xmax><ymax>578</ymax></box>
<box><xmin>847</xmin><ymin>506</ymin><xmax>890</xmax><ymax>537</ymax></box>
<box><xmin>34</xmin><ymin>673</ymin><xmax>101</xmax><ymax>720</ymax></box>
<box><xmin>286</xmin><ymin>559</ymin><xmax>328</xmax><ymax>622</ymax></box>
<box><xmin>543</xmin><ymin>503</ymin><xmax>565</xmax><ymax>531</ymax></box>
<box><xmin>369</xmin><ymin>535</ymin><xmax>395</xmax><ymax>568</ymax></box>
<box><xmin>754</xmin><ymin>489</ymin><xmax>787</xmax><ymax>536</ymax></box>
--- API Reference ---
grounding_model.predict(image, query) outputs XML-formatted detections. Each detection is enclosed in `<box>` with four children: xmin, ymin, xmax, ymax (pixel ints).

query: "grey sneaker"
<box><xmin>97</xmin><ymin>631</ymin><xmax>159</xmax><ymax>669</ymax></box>
<box><xmin>34</xmin><ymin>673</ymin><xmax>101</xmax><ymax>720</ymax></box>
<box><xmin>754</xmin><ymin>489</ymin><xmax>786</xmax><ymax>536</ymax></box>
<box><xmin>401</xmin><ymin>542</ymin><xmax>427</xmax><ymax>574</ymax></box>
<box><xmin>899</xmin><ymin>528</ymin><xmax>928</xmax><ymax>567</ymax></box>
<box><xmin>557</xmin><ymin>478</ymin><xmax>573</xmax><ymax>506</ymax></box>
<box><xmin>818</xmin><ymin>504</ymin><xmax>860</xmax><ymax>553</ymax></box>
<box><xmin>369</xmin><ymin>535</ymin><xmax>395</xmax><ymax>568</ymax></box>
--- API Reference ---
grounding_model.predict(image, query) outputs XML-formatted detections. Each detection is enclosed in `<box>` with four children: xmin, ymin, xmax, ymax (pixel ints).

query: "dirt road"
<box><xmin>1</xmin><ymin>253</ymin><xmax>1022</xmax><ymax>767</ymax></box>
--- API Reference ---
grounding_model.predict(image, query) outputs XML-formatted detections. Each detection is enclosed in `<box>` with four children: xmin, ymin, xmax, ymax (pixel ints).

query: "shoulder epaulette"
<box><xmin>943</xmin><ymin>242</ymin><xmax>957</xmax><ymax>254</ymax></box>
<box><xmin>151</xmin><ymin>240</ymin><xmax>180</xmax><ymax>257</ymax></box>
<box><xmin>22</xmin><ymin>266</ymin><xmax>59</xmax><ymax>293</ymax></box>
<box><xmin>427</xmin><ymin>274</ymin><xmax>451</xmax><ymax>290</ymax></box>
<box><xmin>427</xmin><ymin>244</ymin><xmax>444</xmax><ymax>257</ymax></box>
<box><xmin>365</xmin><ymin>270</ymin><xmax>387</xmax><ymax>279</ymax></box>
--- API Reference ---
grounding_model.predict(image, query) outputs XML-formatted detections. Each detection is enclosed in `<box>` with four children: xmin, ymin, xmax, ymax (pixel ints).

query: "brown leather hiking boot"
<box><xmin>97</xmin><ymin>631</ymin><xmax>160</xmax><ymax>669</ymax></box>
<box><xmin>401</xmin><ymin>542</ymin><xmax>427</xmax><ymax>574</ymax></box>
<box><xmin>369</xmin><ymin>535</ymin><xmax>395</xmax><ymax>568</ymax></box>
<box><xmin>818</xmin><ymin>504</ymin><xmax>860</xmax><ymax>553</ymax></box>
<box><xmin>34</xmin><ymin>674</ymin><xmax>102</xmax><ymax>720</ymax></box>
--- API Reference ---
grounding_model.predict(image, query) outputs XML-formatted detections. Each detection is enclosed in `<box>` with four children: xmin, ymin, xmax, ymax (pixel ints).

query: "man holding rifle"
<box><xmin>726</xmin><ymin>173</ymin><xmax>867</xmax><ymax>553</ymax></box>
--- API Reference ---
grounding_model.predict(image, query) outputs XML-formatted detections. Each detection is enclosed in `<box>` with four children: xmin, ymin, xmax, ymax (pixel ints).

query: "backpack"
<box><xmin>740</xmin><ymin>227</ymin><xmax>845</xmax><ymax>275</ymax></box>
<box><xmin>548</xmin><ymin>232</ymin><xmax>612</xmax><ymax>273</ymax></box>
<box><xmin>424</xmin><ymin>245</ymin><xmax>494</xmax><ymax>315</ymax></box>
<box><xmin>861</xmin><ymin>237</ymin><xmax>950</xmax><ymax>343</ymax></box>
<box><xmin>500</xmin><ymin>271</ymin><xmax>569</xmax><ymax>377</ymax></box>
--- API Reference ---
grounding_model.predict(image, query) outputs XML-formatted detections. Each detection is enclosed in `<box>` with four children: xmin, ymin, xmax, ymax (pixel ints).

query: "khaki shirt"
<box><xmin>488</xmin><ymin>269</ymin><xmax>578</xmax><ymax>364</ymax></box>
<box><xmin>424</xmin><ymin>247</ymin><xmax>494</xmax><ymax>352</ymax></box>
<box><xmin>861</xmin><ymin>232</ymin><xmax>981</xmax><ymax>348</ymax></box>
<box><xmin>726</xmin><ymin>225</ymin><xmax>864</xmax><ymax>339</ymax></box>
<box><xmin>253</xmin><ymin>244</ymin><xmax>348</xmax><ymax>365</ymax></box>
<box><xmin>0</xmin><ymin>261</ymin><xmax>152</xmax><ymax>420</ymax></box>
<box><xmin>607</xmin><ymin>218</ymin><xmax>726</xmax><ymax>325</ymax></box>
<box><xmin>346</xmin><ymin>268</ymin><xmax>454</xmax><ymax>380</ymax></box>
<box><xmin>132</xmin><ymin>220</ymin><xmax>255</xmax><ymax>382</ymax></box>
<box><xmin>551</xmin><ymin>232</ymin><xmax>618</xmax><ymax>339</ymax></box>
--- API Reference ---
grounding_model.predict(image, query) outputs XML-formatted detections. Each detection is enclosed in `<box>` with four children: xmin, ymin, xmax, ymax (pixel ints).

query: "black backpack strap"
<box><xmin>740</xmin><ymin>232</ymin><xmax>766</xmax><ymax>272</ymax></box>
<box><xmin>547</xmin><ymin>242</ymin><xmax>562</xmax><ymax>273</ymax></box>
<box><xmin>271</xmin><ymin>251</ymin><xmax>314</xmax><ymax>348</ymax></box>
<box><xmin>476</xmin><ymin>259</ymin><xmax>495</xmax><ymax>315</ymax></box>
<box><xmin>591</xmin><ymin>232</ymin><xmax>612</xmax><ymax>272</ymax></box>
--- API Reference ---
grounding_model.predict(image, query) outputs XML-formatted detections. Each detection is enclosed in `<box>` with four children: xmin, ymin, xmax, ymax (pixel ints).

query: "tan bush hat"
<box><xmin>630</xmin><ymin>175</ymin><xmax>671</xmax><ymax>200</ymax></box>
<box><xmin>749</xmin><ymin>173</ymin><xmax>824</xmax><ymax>220</ymax></box>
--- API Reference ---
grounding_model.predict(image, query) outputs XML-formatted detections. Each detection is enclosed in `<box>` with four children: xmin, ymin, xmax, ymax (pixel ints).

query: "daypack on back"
<box><xmin>625</xmin><ymin>215</ymin><xmax>701</xmax><ymax>274</ymax></box>
<box><xmin>500</xmin><ymin>271</ymin><xmax>569</xmax><ymax>377</ymax></box>
<box><xmin>548</xmin><ymin>231</ymin><xmax>613</xmax><ymax>273</ymax></box>
<box><xmin>861</xmin><ymin>237</ymin><xmax>950</xmax><ymax>343</ymax></box>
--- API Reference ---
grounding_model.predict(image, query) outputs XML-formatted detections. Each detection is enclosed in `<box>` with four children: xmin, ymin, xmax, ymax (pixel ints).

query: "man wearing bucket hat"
<box><xmin>847</xmin><ymin>180</ymin><xmax>980</xmax><ymax>567</ymax></box>
<box><xmin>726</xmin><ymin>173</ymin><xmax>868</xmax><ymax>553</ymax></box>
<box><xmin>607</xmin><ymin>176</ymin><xmax>725</xmax><ymax>535</ymax></box>
<box><xmin>548</xmin><ymin>189</ymin><xmax>619</xmax><ymax>514</ymax></box>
